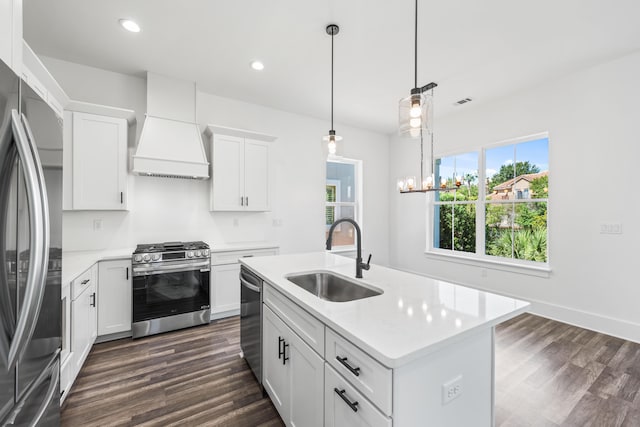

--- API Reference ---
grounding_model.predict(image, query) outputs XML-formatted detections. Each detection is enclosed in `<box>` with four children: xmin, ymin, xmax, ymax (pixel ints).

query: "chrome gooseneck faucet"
<box><xmin>325</xmin><ymin>218</ymin><xmax>371</xmax><ymax>279</ymax></box>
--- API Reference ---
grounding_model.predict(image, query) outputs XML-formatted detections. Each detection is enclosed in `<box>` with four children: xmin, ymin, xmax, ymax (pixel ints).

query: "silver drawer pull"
<box><xmin>336</xmin><ymin>356</ymin><xmax>360</xmax><ymax>377</ymax></box>
<box><xmin>334</xmin><ymin>388</ymin><xmax>358</xmax><ymax>412</ymax></box>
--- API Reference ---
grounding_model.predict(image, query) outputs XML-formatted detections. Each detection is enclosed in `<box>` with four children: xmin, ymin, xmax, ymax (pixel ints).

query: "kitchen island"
<box><xmin>241</xmin><ymin>252</ymin><xmax>529</xmax><ymax>427</ymax></box>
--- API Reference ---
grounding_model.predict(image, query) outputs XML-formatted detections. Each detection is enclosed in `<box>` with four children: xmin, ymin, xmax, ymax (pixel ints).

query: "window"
<box><xmin>326</xmin><ymin>159</ymin><xmax>361</xmax><ymax>249</ymax></box>
<box><xmin>431</xmin><ymin>134</ymin><xmax>549</xmax><ymax>266</ymax></box>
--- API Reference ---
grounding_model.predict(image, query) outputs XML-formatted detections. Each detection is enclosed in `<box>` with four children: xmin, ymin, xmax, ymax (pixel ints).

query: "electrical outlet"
<box><xmin>93</xmin><ymin>219</ymin><xmax>103</xmax><ymax>231</ymax></box>
<box><xmin>600</xmin><ymin>223</ymin><xmax>622</xmax><ymax>234</ymax></box>
<box><xmin>442</xmin><ymin>375</ymin><xmax>463</xmax><ymax>404</ymax></box>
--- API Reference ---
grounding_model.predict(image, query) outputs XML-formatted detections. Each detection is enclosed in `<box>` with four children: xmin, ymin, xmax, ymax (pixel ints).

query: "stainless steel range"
<box><xmin>131</xmin><ymin>241</ymin><xmax>211</xmax><ymax>338</ymax></box>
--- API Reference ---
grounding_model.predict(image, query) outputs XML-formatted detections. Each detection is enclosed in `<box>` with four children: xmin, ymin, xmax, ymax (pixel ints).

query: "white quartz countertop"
<box><xmin>209</xmin><ymin>242</ymin><xmax>279</xmax><ymax>253</ymax></box>
<box><xmin>62</xmin><ymin>248</ymin><xmax>133</xmax><ymax>285</ymax></box>
<box><xmin>241</xmin><ymin>252</ymin><xmax>530</xmax><ymax>368</ymax></box>
<box><xmin>62</xmin><ymin>242</ymin><xmax>279</xmax><ymax>285</ymax></box>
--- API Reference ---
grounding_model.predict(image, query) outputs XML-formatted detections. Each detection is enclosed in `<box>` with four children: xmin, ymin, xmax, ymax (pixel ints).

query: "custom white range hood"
<box><xmin>132</xmin><ymin>72</ymin><xmax>209</xmax><ymax>179</ymax></box>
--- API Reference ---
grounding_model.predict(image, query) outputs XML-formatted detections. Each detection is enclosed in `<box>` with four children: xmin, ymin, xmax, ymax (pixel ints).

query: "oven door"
<box><xmin>132</xmin><ymin>263</ymin><xmax>210</xmax><ymax>323</ymax></box>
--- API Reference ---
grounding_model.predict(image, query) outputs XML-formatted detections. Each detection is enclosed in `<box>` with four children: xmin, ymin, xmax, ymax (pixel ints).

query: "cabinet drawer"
<box><xmin>211</xmin><ymin>248</ymin><xmax>278</xmax><ymax>265</ymax></box>
<box><xmin>325</xmin><ymin>363</ymin><xmax>392</xmax><ymax>427</ymax></box>
<box><xmin>326</xmin><ymin>328</ymin><xmax>392</xmax><ymax>416</ymax></box>
<box><xmin>71</xmin><ymin>266</ymin><xmax>95</xmax><ymax>300</ymax></box>
<box><xmin>263</xmin><ymin>284</ymin><xmax>324</xmax><ymax>356</ymax></box>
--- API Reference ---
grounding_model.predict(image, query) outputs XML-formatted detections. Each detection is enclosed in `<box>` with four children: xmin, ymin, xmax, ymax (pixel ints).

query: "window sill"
<box><xmin>423</xmin><ymin>250</ymin><xmax>551</xmax><ymax>278</ymax></box>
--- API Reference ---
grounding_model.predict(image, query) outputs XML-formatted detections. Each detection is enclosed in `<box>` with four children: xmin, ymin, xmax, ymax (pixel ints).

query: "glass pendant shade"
<box><xmin>399</xmin><ymin>92</ymin><xmax>433</xmax><ymax>137</ymax></box>
<box><xmin>323</xmin><ymin>130</ymin><xmax>342</xmax><ymax>155</ymax></box>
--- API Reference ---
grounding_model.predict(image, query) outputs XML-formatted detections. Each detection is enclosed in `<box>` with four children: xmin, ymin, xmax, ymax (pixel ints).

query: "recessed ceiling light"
<box><xmin>250</xmin><ymin>61</ymin><xmax>265</xmax><ymax>71</ymax></box>
<box><xmin>119</xmin><ymin>19</ymin><xmax>141</xmax><ymax>33</ymax></box>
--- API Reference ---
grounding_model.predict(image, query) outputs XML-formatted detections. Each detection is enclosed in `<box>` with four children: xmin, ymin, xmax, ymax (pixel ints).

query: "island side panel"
<box><xmin>392</xmin><ymin>327</ymin><xmax>494</xmax><ymax>427</ymax></box>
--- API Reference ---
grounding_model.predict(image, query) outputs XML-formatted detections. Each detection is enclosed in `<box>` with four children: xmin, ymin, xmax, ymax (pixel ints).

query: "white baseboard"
<box><xmin>528</xmin><ymin>300</ymin><xmax>640</xmax><ymax>344</ymax></box>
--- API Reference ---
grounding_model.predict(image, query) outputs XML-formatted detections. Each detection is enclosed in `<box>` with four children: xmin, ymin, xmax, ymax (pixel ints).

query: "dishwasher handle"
<box><xmin>240</xmin><ymin>276</ymin><xmax>261</xmax><ymax>293</ymax></box>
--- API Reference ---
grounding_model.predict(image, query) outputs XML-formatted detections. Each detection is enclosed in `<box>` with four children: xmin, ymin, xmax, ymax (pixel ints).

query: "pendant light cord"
<box><xmin>414</xmin><ymin>0</ymin><xmax>418</xmax><ymax>89</ymax></box>
<box><xmin>331</xmin><ymin>30</ymin><xmax>335</xmax><ymax>131</ymax></box>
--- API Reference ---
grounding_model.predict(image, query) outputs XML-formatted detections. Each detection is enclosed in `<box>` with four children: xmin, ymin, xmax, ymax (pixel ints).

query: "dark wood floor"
<box><xmin>495</xmin><ymin>314</ymin><xmax>640</xmax><ymax>426</ymax></box>
<box><xmin>61</xmin><ymin>314</ymin><xmax>640</xmax><ymax>426</ymax></box>
<box><xmin>61</xmin><ymin>317</ymin><xmax>284</xmax><ymax>426</ymax></box>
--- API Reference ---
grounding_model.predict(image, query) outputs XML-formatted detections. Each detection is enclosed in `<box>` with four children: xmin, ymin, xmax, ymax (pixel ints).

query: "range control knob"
<box><xmin>195</xmin><ymin>250</ymin><xmax>202</xmax><ymax>257</ymax></box>
<box><xmin>152</xmin><ymin>254</ymin><xmax>161</xmax><ymax>261</ymax></box>
<box><xmin>203</xmin><ymin>249</ymin><xmax>209</xmax><ymax>256</ymax></box>
<box><xmin>134</xmin><ymin>254</ymin><xmax>142</xmax><ymax>263</ymax></box>
<box><xmin>143</xmin><ymin>254</ymin><xmax>150</xmax><ymax>262</ymax></box>
<box><xmin>187</xmin><ymin>251</ymin><xmax>194</xmax><ymax>258</ymax></box>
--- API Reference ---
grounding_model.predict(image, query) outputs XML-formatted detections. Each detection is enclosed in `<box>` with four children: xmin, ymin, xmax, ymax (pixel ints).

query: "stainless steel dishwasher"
<box><xmin>240</xmin><ymin>266</ymin><xmax>263</xmax><ymax>385</ymax></box>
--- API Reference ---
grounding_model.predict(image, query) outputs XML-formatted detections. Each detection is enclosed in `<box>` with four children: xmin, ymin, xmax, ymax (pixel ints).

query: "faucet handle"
<box><xmin>361</xmin><ymin>254</ymin><xmax>372</xmax><ymax>271</ymax></box>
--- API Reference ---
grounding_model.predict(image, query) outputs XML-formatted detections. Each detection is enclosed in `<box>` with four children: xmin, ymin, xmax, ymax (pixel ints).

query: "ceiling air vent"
<box><xmin>454</xmin><ymin>97</ymin><xmax>473</xmax><ymax>106</ymax></box>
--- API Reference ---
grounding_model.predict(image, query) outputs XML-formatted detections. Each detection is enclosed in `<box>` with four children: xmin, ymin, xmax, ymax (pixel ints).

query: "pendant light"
<box><xmin>398</xmin><ymin>0</ymin><xmax>436</xmax><ymax>138</ymax></box>
<box><xmin>323</xmin><ymin>24</ymin><xmax>342</xmax><ymax>155</ymax></box>
<box><xmin>396</xmin><ymin>0</ymin><xmax>455</xmax><ymax>193</ymax></box>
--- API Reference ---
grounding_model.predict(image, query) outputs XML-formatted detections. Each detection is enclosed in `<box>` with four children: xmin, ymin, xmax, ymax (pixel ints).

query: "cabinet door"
<box><xmin>289</xmin><ymin>325</ymin><xmax>324</xmax><ymax>427</ymax></box>
<box><xmin>211</xmin><ymin>134</ymin><xmax>244</xmax><ymax>211</ymax></box>
<box><xmin>72</xmin><ymin>112</ymin><xmax>127</xmax><ymax>210</ymax></box>
<box><xmin>98</xmin><ymin>259</ymin><xmax>132</xmax><ymax>336</ymax></box>
<box><xmin>71</xmin><ymin>281</ymin><xmax>97</xmax><ymax>374</ymax></box>
<box><xmin>263</xmin><ymin>306</ymin><xmax>290</xmax><ymax>421</ymax></box>
<box><xmin>244</xmin><ymin>139</ymin><xmax>270</xmax><ymax>211</ymax></box>
<box><xmin>211</xmin><ymin>263</ymin><xmax>241</xmax><ymax>315</ymax></box>
<box><xmin>264</xmin><ymin>305</ymin><xmax>324</xmax><ymax>427</ymax></box>
<box><xmin>88</xmin><ymin>280</ymin><xmax>98</xmax><ymax>344</ymax></box>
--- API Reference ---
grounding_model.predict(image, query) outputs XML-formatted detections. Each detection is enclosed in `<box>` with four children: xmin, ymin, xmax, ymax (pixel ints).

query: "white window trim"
<box><xmin>326</xmin><ymin>156</ymin><xmax>363</xmax><ymax>252</ymax></box>
<box><xmin>426</xmin><ymin>132</ymin><xmax>550</xmax><ymax>274</ymax></box>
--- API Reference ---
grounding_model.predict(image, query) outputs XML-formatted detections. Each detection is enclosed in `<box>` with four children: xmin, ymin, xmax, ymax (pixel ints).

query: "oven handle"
<box><xmin>133</xmin><ymin>262</ymin><xmax>210</xmax><ymax>276</ymax></box>
<box><xmin>240</xmin><ymin>276</ymin><xmax>261</xmax><ymax>293</ymax></box>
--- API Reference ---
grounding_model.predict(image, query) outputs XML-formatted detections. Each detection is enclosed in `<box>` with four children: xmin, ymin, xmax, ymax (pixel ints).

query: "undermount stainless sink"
<box><xmin>286</xmin><ymin>271</ymin><xmax>383</xmax><ymax>302</ymax></box>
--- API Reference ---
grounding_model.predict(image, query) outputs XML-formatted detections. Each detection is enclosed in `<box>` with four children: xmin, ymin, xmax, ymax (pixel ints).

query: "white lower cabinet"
<box><xmin>325</xmin><ymin>364</ymin><xmax>391</xmax><ymax>427</ymax></box>
<box><xmin>211</xmin><ymin>263</ymin><xmax>241</xmax><ymax>317</ymax></box>
<box><xmin>97</xmin><ymin>259</ymin><xmax>132</xmax><ymax>336</ymax></box>
<box><xmin>262</xmin><ymin>283</ymin><xmax>495</xmax><ymax>427</ymax></box>
<box><xmin>71</xmin><ymin>267</ymin><xmax>97</xmax><ymax>375</ymax></box>
<box><xmin>263</xmin><ymin>305</ymin><xmax>324</xmax><ymax>427</ymax></box>
<box><xmin>211</xmin><ymin>247</ymin><xmax>278</xmax><ymax>319</ymax></box>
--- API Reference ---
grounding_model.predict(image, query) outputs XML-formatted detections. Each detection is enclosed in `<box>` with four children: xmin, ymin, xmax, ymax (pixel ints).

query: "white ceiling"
<box><xmin>24</xmin><ymin>0</ymin><xmax>640</xmax><ymax>135</ymax></box>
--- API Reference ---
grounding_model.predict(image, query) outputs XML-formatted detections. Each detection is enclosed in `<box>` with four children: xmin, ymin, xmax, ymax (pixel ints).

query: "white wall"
<box><xmin>44</xmin><ymin>57</ymin><xmax>389</xmax><ymax>263</ymax></box>
<box><xmin>389</xmin><ymin>50</ymin><xmax>640</xmax><ymax>342</ymax></box>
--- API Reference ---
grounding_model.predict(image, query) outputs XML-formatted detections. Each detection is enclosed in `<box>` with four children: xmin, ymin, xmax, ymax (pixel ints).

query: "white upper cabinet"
<box><xmin>211</xmin><ymin>134</ymin><xmax>244</xmax><ymax>210</ymax></box>
<box><xmin>206</xmin><ymin>125</ymin><xmax>276</xmax><ymax>212</ymax></box>
<box><xmin>243</xmin><ymin>139</ymin><xmax>270</xmax><ymax>211</ymax></box>
<box><xmin>63</xmin><ymin>103</ymin><xmax>135</xmax><ymax>211</ymax></box>
<box><xmin>0</xmin><ymin>0</ymin><xmax>22</xmax><ymax>74</ymax></box>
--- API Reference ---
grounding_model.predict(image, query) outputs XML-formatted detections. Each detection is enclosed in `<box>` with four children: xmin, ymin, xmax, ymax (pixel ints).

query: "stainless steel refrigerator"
<box><xmin>0</xmin><ymin>57</ymin><xmax>62</xmax><ymax>425</ymax></box>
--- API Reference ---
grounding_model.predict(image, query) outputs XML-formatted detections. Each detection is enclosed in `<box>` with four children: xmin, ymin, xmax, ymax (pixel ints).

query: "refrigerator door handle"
<box><xmin>1</xmin><ymin>350</ymin><xmax>59</xmax><ymax>426</ymax></box>
<box><xmin>29</xmin><ymin>356</ymin><xmax>59</xmax><ymax>426</ymax></box>
<box><xmin>6</xmin><ymin>110</ymin><xmax>50</xmax><ymax>369</ymax></box>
